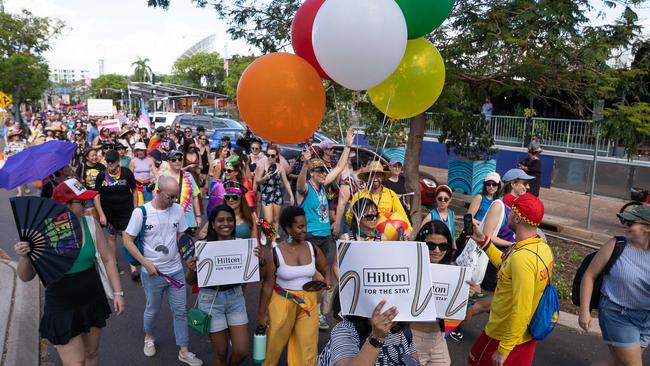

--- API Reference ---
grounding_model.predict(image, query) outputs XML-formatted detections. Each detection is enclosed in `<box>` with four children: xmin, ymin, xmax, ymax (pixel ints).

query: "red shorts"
<box><xmin>469</xmin><ymin>331</ymin><xmax>538</xmax><ymax>366</ymax></box>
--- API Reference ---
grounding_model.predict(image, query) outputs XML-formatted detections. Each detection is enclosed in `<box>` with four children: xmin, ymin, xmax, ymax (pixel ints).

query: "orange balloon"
<box><xmin>237</xmin><ymin>53</ymin><xmax>326</xmax><ymax>144</ymax></box>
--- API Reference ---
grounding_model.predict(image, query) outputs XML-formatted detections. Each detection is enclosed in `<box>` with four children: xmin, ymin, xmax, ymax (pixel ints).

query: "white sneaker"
<box><xmin>143</xmin><ymin>338</ymin><xmax>156</xmax><ymax>357</ymax></box>
<box><xmin>178</xmin><ymin>351</ymin><xmax>203</xmax><ymax>366</ymax></box>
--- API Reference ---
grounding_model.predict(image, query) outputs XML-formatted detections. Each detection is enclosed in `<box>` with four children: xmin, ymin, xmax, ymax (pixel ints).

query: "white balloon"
<box><xmin>312</xmin><ymin>0</ymin><xmax>407</xmax><ymax>91</ymax></box>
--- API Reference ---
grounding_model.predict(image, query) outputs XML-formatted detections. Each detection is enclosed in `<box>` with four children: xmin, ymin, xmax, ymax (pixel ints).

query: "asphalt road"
<box><xmin>0</xmin><ymin>188</ymin><xmax>647</xmax><ymax>366</ymax></box>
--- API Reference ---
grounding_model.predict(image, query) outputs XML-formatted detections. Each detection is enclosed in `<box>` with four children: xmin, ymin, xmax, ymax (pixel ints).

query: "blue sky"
<box><xmin>6</xmin><ymin>0</ymin><xmax>650</xmax><ymax>77</ymax></box>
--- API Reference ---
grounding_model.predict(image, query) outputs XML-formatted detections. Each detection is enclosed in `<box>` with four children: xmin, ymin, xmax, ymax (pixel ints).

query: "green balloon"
<box><xmin>395</xmin><ymin>0</ymin><xmax>455</xmax><ymax>39</ymax></box>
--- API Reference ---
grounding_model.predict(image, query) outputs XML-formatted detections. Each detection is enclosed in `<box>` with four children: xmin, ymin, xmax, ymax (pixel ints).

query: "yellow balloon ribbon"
<box><xmin>369</xmin><ymin>38</ymin><xmax>446</xmax><ymax>120</ymax></box>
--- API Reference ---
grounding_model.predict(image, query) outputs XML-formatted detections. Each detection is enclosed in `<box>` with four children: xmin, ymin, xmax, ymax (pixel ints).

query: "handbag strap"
<box><xmin>193</xmin><ymin>284</ymin><xmax>219</xmax><ymax>317</ymax></box>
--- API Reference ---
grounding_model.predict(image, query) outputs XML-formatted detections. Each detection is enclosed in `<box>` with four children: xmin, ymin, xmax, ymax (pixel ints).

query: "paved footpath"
<box><xmin>0</xmin><ymin>187</ymin><xmax>648</xmax><ymax>365</ymax></box>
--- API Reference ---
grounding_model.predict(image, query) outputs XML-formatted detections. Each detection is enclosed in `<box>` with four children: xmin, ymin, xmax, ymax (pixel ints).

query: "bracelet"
<box><xmin>480</xmin><ymin>235</ymin><xmax>491</xmax><ymax>250</ymax></box>
<box><xmin>113</xmin><ymin>291</ymin><xmax>124</xmax><ymax>297</ymax></box>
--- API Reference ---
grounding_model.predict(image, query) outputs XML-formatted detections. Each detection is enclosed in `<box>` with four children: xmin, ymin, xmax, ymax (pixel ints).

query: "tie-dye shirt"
<box><xmin>158</xmin><ymin>171</ymin><xmax>200</xmax><ymax>228</ymax></box>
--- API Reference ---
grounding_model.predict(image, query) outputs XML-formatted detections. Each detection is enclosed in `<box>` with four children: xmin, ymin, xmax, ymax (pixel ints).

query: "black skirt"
<box><xmin>40</xmin><ymin>266</ymin><xmax>112</xmax><ymax>345</ymax></box>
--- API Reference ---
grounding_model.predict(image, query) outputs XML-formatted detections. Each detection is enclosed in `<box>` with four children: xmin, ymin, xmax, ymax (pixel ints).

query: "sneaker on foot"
<box><xmin>319</xmin><ymin>313</ymin><xmax>330</xmax><ymax>331</ymax></box>
<box><xmin>178</xmin><ymin>351</ymin><xmax>203</xmax><ymax>366</ymax></box>
<box><xmin>143</xmin><ymin>338</ymin><xmax>156</xmax><ymax>357</ymax></box>
<box><xmin>449</xmin><ymin>330</ymin><xmax>464</xmax><ymax>342</ymax></box>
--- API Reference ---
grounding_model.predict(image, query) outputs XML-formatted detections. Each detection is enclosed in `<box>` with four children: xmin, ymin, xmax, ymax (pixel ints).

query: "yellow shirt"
<box><xmin>483</xmin><ymin>235</ymin><xmax>554</xmax><ymax>356</ymax></box>
<box><xmin>346</xmin><ymin>187</ymin><xmax>412</xmax><ymax>230</ymax></box>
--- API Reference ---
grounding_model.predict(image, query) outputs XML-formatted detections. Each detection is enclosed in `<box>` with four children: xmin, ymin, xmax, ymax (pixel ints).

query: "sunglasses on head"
<box><xmin>485</xmin><ymin>181</ymin><xmax>499</xmax><ymax>187</ymax></box>
<box><xmin>169</xmin><ymin>157</ymin><xmax>182</xmax><ymax>162</ymax></box>
<box><xmin>311</xmin><ymin>167</ymin><xmax>327</xmax><ymax>174</ymax></box>
<box><xmin>437</xmin><ymin>196</ymin><xmax>450</xmax><ymax>202</ymax></box>
<box><xmin>363</xmin><ymin>213</ymin><xmax>380</xmax><ymax>221</ymax></box>
<box><xmin>224</xmin><ymin>194</ymin><xmax>241</xmax><ymax>201</ymax></box>
<box><xmin>426</xmin><ymin>241</ymin><xmax>450</xmax><ymax>251</ymax></box>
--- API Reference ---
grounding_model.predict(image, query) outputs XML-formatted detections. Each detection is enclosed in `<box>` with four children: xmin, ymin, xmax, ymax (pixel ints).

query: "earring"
<box><xmin>287</xmin><ymin>235</ymin><xmax>293</xmax><ymax>243</ymax></box>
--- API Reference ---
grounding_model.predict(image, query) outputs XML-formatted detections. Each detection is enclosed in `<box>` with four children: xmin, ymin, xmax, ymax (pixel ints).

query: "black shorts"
<box><xmin>305</xmin><ymin>233</ymin><xmax>336</xmax><ymax>265</ymax></box>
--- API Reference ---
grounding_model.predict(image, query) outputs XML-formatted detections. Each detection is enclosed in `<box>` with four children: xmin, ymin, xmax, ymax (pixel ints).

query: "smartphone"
<box><xmin>463</xmin><ymin>213</ymin><xmax>474</xmax><ymax>236</ymax></box>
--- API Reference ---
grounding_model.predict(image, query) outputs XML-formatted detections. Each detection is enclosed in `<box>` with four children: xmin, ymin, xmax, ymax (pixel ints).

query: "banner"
<box><xmin>429</xmin><ymin>263</ymin><xmax>471</xmax><ymax>321</ymax></box>
<box><xmin>196</xmin><ymin>239</ymin><xmax>260</xmax><ymax>287</ymax></box>
<box><xmin>97</xmin><ymin>119</ymin><xmax>121</xmax><ymax>132</ymax></box>
<box><xmin>337</xmin><ymin>241</ymin><xmax>437</xmax><ymax>322</ymax></box>
<box><xmin>87</xmin><ymin>99</ymin><xmax>114</xmax><ymax>116</ymax></box>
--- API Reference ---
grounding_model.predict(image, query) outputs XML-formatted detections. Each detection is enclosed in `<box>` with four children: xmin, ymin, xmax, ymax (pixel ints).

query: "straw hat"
<box><xmin>7</xmin><ymin>130</ymin><xmax>22</xmax><ymax>138</ymax></box>
<box><xmin>358</xmin><ymin>161</ymin><xmax>395</xmax><ymax>181</ymax></box>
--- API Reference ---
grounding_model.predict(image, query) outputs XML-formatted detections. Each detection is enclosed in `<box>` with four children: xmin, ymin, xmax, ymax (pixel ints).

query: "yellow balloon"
<box><xmin>368</xmin><ymin>38</ymin><xmax>445</xmax><ymax>120</ymax></box>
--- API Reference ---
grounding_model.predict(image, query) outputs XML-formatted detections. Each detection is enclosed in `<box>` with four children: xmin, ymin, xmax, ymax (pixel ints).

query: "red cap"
<box><xmin>502</xmin><ymin>193</ymin><xmax>516</xmax><ymax>207</ymax></box>
<box><xmin>510</xmin><ymin>193</ymin><xmax>544</xmax><ymax>227</ymax></box>
<box><xmin>53</xmin><ymin>178</ymin><xmax>98</xmax><ymax>204</ymax></box>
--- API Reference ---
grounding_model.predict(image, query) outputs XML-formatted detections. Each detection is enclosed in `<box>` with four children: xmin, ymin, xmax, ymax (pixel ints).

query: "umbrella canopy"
<box><xmin>0</xmin><ymin>140</ymin><xmax>75</xmax><ymax>190</ymax></box>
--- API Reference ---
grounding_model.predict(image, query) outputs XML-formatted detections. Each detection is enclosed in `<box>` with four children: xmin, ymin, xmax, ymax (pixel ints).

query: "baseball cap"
<box><xmin>617</xmin><ymin>204</ymin><xmax>650</xmax><ymax>224</ymax></box>
<box><xmin>104</xmin><ymin>149</ymin><xmax>119</xmax><ymax>162</ymax></box>
<box><xmin>150</xmin><ymin>149</ymin><xmax>163</xmax><ymax>162</ymax></box>
<box><xmin>53</xmin><ymin>178</ymin><xmax>98</xmax><ymax>204</ymax></box>
<box><xmin>318</xmin><ymin>141</ymin><xmax>332</xmax><ymax>150</ymax></box>
<box><xmin>134</xmin><ymin>142</ymin><xmax>147</xmax><ymax>151</ymax></box>
<box><xmin>502</xmin><ymin>168</ymin><xmax>535</xmax><ymax>183</ymax></box>
<box><xmin>484</xmin><ymin>172</ymin><xmax>501</xmax><ymax>183</ymax></box>
<box><xmin>155</xmin><ymin>126</ymin><xmax>165</xmax><ymax>133</ymax></box>
<box><xmin>167</xmin><ymin>149</ymin><xmax>183</xmax><ymax>159</ymax></box>
<box><xmin>389</xmin><ymin>157</ymin><xmax>403</xmax><ymax>166</ymax></box>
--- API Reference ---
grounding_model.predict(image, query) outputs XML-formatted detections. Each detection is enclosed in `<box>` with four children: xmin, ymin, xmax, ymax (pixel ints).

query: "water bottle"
<box><xmin>252</xmin><ymin>326</ymin><xmax>267</xmax><ymax>364</ymax></box>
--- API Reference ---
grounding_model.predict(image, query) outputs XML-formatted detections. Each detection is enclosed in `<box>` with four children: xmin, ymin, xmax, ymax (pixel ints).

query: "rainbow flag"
<box><xmin>147</xmin><ymin>134</ymin><xmax>161</xmax><ymax>153</ymax></box>
<box><xmin>444</xmin><ymin>319</ymin><xmax>463</xmax><ymax>336</ymax></box>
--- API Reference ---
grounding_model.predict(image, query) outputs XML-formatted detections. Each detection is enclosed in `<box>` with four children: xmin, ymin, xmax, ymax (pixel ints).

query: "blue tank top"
<box><xmin>235</xmin><ymin>221</ymin><xmax>252</xmax><ymax>239</ymax></box>
<box><xmin>301</xmin><ymin>182</ymin><xmax>330</xmax><ymax>237</ymax></box>
<box><xmin>475</xmin><ymin>195</ymin><xmax>495</xmax><ymax>222</ymax></box>
<box><xmin>430</xmin><ymin>208</ymin><xmax>455</xmax><ymax>239</ymax></box>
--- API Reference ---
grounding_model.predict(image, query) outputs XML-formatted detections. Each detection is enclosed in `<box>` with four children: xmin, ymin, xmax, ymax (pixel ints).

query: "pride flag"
<box><xmin>138</xmin><ymin>100</ymin><xmax>151</xmax><ymax>133</ymax></box>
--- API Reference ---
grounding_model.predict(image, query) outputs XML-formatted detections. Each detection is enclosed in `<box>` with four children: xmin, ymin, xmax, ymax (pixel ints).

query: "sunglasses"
<box><xmin>159</xmin><ymin>191</ymin><xmax>179</xmax><ymax>201</ymax></box>
<box><xmin>426</xmin><ymin>241</ymin><xmax>450</xmax><ymax>252</ymax></box>
<box><xmin>169</xmin><ymin>157</ymin><xmax>183</xmax><ymax>162</ymax></box>
<box><xmin>363</xmin><ymin>213</ymin><xmax>380</xmax><ymax>221</ymax></box>
<box><xmin>267</xmin><ymin>154</ymin><xmax>277</xmax><ymax>159</ymax></box>
<box><xmin>225</xmin><ymin>168</ymin><xmax>236</xmax><ymax>174</ymax></box>
<box><xmin>251</xmin><ymin>147</ymin><xmax>260</xmax><ymax>151</ymax></box>
<box><xmin>485</xmin><ymin>182</ymin><xmax>499</xmax><ymax>187</ymax></box>
<box><xmin>619</xmin><ymin>217</ymin><xmax>638</xmax><ymax>227</ymax></box>
<box><xmin>224</xmin><ymin>194</ymin><xmax>241</xmax><ymax>201</ymax></box>
<box><xmin>311</xmin><ymin>167</ymin><xmax>327</xmax><ymax>174</ymax></box>
<box><xmin>69</xmin><ymin>199</ymin><xmax>86</xmax><ymax>205</ymax></box>
<box><xmin>199</xmin><ymin>138</ymin><xmax>207</xmax><ymax>141</ymax></box>
<box><xmin>437</xmin><ymin>197</ymin><xmax>450</xmax><ymax>202</ymax></box>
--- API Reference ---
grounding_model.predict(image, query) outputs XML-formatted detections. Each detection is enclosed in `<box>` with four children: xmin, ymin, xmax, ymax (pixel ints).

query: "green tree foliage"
<box><xmin>0</xmin><ymin>10</ymin><xmax>64</xmax><ymax>121</ymax></box>
<box><xmin>90</xmin><ymin>74</ymin><xmax>129</xmax><ymax>98</ymax></box>
<box><xmin>131</xmin><ymin>57</ymin><xmax>152</xmax><ymax>82</ymax></box>
<box><xmin>222</xmin><ymin>55</ymin><xmax>256</xmax><ymax>99</ymax></box>
<box><xmin>172</xmin><ymin>52</ymin><xmax>225</xmax><ymax>93</ymax></box>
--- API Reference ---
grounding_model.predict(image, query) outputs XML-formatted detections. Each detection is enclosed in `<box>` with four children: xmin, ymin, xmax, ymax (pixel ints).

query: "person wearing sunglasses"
<box><xmin>468</xmin><ymin>172</ymin><xmax>502</xmax><ymax>223</ymax></box>
<box><xmin>578</xmin><ymin>204</ymin><xmax>650</xmax><ymax>366</ymax></box>
<box><xmin>419</xmin><ymin>185</ymin><xmax>455</xmax><ymax>246</ymax></box>
<box><xmin>186</xmin><ymin>204</ymin><xmax>263</xmax><ymax>366</ymax></box>
<box><xmin>255</xmin><ymin>144</ymin><xmax>294</xmax><ymax>237</ymax></box>
<box><xmin>158</xmin><ymin>150</ymin><xmax>203</xmax><ymax>234</ymax></box>
<box><xmin>14</xmin><ymin>178</ymin><xmax>124</xmax><ymax>366</ymax></box>
<box><xmin>248</xmin><ymin>139</ymin><xmax>264</xmax><ymax>173</ymax></box>
<box><xmin>342</xmin><ymin>198</ymin><xmax>385</xmax><ymax>242</ymax></box>
<box><xmin>411</xmin><ymin>220</ymin><xmax>479</xmax><ymax>366</ymax></box>
<box><xmin>72</xmin><ymin>129</ymin><xmax>89</xmax><ymax>169</ymax></box>
<box><xmin>182</xmin><ymin>140</ymin><xmax>203</xmax><ymax>188</ymax></box>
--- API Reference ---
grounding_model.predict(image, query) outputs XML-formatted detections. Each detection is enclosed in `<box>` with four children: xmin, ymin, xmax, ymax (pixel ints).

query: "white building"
<box><xmin>49</xmin><ymin>69</ymin><xmax>91</xmax><ymax>84</ymax></box>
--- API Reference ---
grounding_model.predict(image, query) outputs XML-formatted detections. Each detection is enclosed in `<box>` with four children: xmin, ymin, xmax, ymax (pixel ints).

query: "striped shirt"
<box><xmin>318</xmin><ymin>321</ymin><xmax>415</xmax><ymax>366</ymax></box>
<box><xmin>602</xmin><ymin>243</ymin><xmax>650</xmax><ymax>310</ymax></box>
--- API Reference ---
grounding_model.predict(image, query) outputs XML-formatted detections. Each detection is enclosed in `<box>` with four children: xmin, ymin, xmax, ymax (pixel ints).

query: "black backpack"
<box><xmin>571</xmin><ymin>236</ymin><xmax>626</xmax><ymax>310</ymax></box>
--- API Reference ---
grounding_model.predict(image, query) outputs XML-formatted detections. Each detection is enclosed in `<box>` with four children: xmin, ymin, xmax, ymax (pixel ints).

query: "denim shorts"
<box><xmin>197</xmin><ymin>286</ymin><xmax>248</xmax><ymax>333</ymax></box>
<box><xmin>599</xmin><ymin>296</ymin><xmax>650</xmax><ymax>348</ymax></box>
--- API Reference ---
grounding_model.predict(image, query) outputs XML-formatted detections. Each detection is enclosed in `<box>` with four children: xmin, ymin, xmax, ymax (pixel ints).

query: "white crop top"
<box><xmin>275</xmin><ymin>242</ymin><xmax>317</xmax><ymax>291</ymax></box>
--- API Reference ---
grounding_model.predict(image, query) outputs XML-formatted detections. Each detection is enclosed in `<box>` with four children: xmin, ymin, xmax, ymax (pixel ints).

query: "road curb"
<box><xmin>558</xmin><ymin>310</ymin><xmax>601</xmax><ymax>336</ymax></box>
<box><xmin>0</xmin><ymin>260</ymin><xmax>40</xmax><ymax>366</ymax></box>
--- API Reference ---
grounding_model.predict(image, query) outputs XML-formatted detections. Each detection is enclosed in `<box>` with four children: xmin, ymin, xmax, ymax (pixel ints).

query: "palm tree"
<box><xmin>131</xmin><ymin>57</ymin><xmax>152</xmax><ymax>82</ymax></box>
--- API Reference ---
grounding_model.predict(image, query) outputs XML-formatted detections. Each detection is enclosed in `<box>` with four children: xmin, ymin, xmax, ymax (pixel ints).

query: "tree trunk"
<box><xmin>13</xmin><ymin>101</ymin><xmax>21</xmax><ymax>123</ymax></box>
<box><xmin>405</xmin><ymin>113</ymin><xmax>426</xmax><ymax>233</ymax></box>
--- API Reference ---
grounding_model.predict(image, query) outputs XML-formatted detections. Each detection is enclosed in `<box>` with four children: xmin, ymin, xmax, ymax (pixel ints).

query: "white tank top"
<box><xmin>275</xmin><ymin>242</ymin><xmax>316</xmax><ymax>291</ymax></box>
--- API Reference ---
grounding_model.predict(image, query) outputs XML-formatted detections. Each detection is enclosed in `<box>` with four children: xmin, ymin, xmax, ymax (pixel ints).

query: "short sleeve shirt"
<box><xmin>125</xmin><ymin>202</ymin><xmax>188</xmax><ymax>275</ymax></box>
<box><xmin>318</xmin><ymin>321</ymin><xmax>416</xmax><ymax>366</ymax></box>
<box><xmin>95</xmin><ymin>167</ymin><xmax>137</xmax><ymax>219</ymax></box>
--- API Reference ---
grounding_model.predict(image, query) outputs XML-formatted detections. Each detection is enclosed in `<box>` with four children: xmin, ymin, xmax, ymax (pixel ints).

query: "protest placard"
<box><xmin>337</xmin><ymin>241</ymin><xmax>437</xmax><ymax>322</ymax></box>
<box><xmin>196</xmin><ymin>239</ymin><xmax>260</xmax><ymax>287</ymax></box>
<box><xmin>87</xmin><ymin>99</ymin><xmax>114</xmax><ymax>116</ymax></box>
<box><xmin>429</xmin><ymin>263</ymin><xmax>472</xmax><ymax>320</ymax></box>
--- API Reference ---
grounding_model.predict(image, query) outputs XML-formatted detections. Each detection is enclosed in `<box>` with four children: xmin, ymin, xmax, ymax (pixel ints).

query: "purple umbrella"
<box><xmin>0</xmin><ymin>140</ymin><xmax>76</xmax><ymax>190</ymax></box>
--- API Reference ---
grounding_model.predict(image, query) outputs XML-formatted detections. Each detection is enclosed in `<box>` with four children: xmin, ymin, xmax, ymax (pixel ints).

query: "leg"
<box><xmin>271</xmin><ymin>204</ymin><xmax>281</xmax><ymax>236</ymax></box>
<box><xmin>262</xmin><ymin>205</ymin><xmax>273</xmax><ymax>227</ymax></box>
<box><xmin>286</xmin><ymin>291</ymin><xmax>319</xmax><ymax>366</ymax></box>
<box><xmin>54</xmin><ymin>334</ymin><xmax>86</xmax><ymax>366</ymax></box>
<box><xmin>141</xmin><ymin>271</ymin><xmax>167</xmax><ymax>339</ymax></box>
<box><xmin>228</xmin><ymin>324</ymin><xmax>251</xmax><ymax>366</ymax></box>
<box><xmin>208</xmin><ymin>331</ymin><xmax>230</xmax><ymax>366</ymax></box>
<box><xmin>166</xmin><ymin>269</ymin><xmax>189</xmax><ymax>350</ymax></box>
<box><xmin>80</xmin><ymin>327</ymin><xmax>102</xmax><ymax>366</ymax></box>
<box><xmin>608</xmin><ymin>345</ymin><xmax>644</xmax><ymax>366</ymax></box>
<box><xmin>262</xmin><ymin>292</ymin><xmax>298</xmax><ymax>366</ymax></box>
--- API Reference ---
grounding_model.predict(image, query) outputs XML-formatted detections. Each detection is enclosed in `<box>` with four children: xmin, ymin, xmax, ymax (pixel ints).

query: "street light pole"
<box><xmin>587</xmin><ymin>99</ymin><xmax>604</xmax><ymax>230</ymax></box>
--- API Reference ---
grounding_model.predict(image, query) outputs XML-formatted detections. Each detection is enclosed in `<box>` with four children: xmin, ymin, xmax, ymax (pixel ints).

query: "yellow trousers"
<box><xmin>263</xmin><ymin>290</ymin><xmax>318</xmax><ymax>366</ymax></box>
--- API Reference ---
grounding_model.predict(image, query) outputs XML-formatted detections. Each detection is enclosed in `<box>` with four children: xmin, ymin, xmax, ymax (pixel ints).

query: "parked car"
<box><xmin>150</xmin><ymin>112</ymin><xmax>184</xmax><ymax>128</ymax></box>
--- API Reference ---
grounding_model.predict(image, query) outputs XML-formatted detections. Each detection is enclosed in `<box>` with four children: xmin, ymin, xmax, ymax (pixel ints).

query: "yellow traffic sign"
<box><xmin>0</xmin><ymin>91</ymin><xmax>12</xmax><ymax>109</ymax></box>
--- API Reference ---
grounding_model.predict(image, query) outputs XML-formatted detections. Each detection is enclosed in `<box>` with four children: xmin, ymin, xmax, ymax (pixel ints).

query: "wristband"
<box><xmin>113</xmin><ymin>291</ymin><xmax>124</xmax><ymax>297</ymax></box>
<box><xmin>480</xmin><ymin>235</ymin><xmax>492</xmax><ymax>250</ymax></box>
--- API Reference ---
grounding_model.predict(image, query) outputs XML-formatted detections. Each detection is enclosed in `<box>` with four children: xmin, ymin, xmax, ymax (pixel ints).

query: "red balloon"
<box><xmin>291</xmin><ymin>0</ymin><xmax>330</xmax><ymax>80</ymax></box>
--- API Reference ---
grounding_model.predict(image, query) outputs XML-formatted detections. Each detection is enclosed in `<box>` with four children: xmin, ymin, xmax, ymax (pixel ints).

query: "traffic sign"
<box><xmin>0</xmin><ymin>91</ymin><xmax>12</xmax><ymax>109</ymax></box>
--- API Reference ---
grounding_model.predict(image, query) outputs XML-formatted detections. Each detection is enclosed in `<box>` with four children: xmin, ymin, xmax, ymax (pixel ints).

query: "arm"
<box><xmin>471</xmin><ymin>224</ymin><xmax>505</xmax><ymax>269</ymax></box>
<box><xmin>314</xmin><ymin>245</ymin><xmax>332</xmax><ymax>289</ymax></box>
<box><xmin>495</xmin><ymin>253</ymin><xmax>537</xmax><ymax>357</ymax></box>
<box><xmin>93</xmin><ymin>194</ymin><xmax>107</xmax><ymax>227</ymax></box>
<box><xmin>579</xmin><ymin>238</ymin><xmax>616</xmax><ymax>332</ymax></box>
<box><xmin>14</xmin><ymin>242</ymin><xmax>36</xmax><ymax>282</ymax></box>
<box><xmin>324</xmin><ymin>128</ymin><xmax>355</xmax><ymax>186</ymax></box>
<box><xmin>296</xmin><ymin>151</ymin><xmax>311</xmax><ymax>197</ymax></box>
<box><xmin>122</xmin><ymin>209</ymin><xmax>159</xmax><ymax>276</ymax></box>
<box><xmin>333</xmin><ymin>184</ymin><xmax>352</xmax><ymax>237</ymax></box>
<box><xmin>186</xmin><ymin>256</ymin><xmax>198</xmax><ymax>285</ymax></box>
<box><xmin>257</xmin><ymin>248</ymin><xmax>276</xmax><ymax>328</ymax></box>
<box><xmin>389</xmin><ymin>189</ymin><xmax>412</xmax><ymax>230</ymax></box>
<box><xmin>94</xmin><ymin>218</ymin><xmax>124</xmax><ymax>314</ymax></box>
<box><xmin>482</xmin><ymin>203</ymin><xmax>513</xmax><ymax>248</ymax></box>
<box><xmin>467</xmin><ymin>195</ymin><xmax>482</xmax><ymax>218</ymax></box>
<box><xmin>280</xmin><ymin>169</ymin><xmax>294</xmax><ymax>205</ymax></box>
<box><xmin>254</xmin><ymin>162</ymin><xmax>267</xmax><ymax>185</ymax></box>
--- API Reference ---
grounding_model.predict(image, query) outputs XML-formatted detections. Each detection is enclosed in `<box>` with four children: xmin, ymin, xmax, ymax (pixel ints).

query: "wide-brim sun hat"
<box><xmin>134</xmin><ymin>142</ymin><xmax>147</xmax><ymax>151</ymax></box>
<box><xmin>358</xmin><ymin>161</ymin><xmax>395</xmax><ymax>181</ymax></box>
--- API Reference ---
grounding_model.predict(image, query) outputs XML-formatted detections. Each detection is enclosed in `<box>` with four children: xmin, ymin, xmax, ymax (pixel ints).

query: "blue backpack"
<box><xmin>520</xmin><ymin>247</ymin><xmax>559</xmax><ymax>341</ymax></box>
<box><xmin>122</xmin><ymin>206</ymin><xmax>147</xmax><ymax>266</ymax></box>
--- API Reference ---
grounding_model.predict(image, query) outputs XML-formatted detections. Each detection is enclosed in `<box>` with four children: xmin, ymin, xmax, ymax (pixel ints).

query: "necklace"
<box><xmin>309</xmin><ymin>180</ymin><xmax>328</xmax><ymax>223</ymax></box>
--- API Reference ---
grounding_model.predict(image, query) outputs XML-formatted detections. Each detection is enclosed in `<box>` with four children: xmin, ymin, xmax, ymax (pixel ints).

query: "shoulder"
<box><xmin>330</xmin><ymin>320</ymin><xmax>359</xmax><ymax>341</ymax></box>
